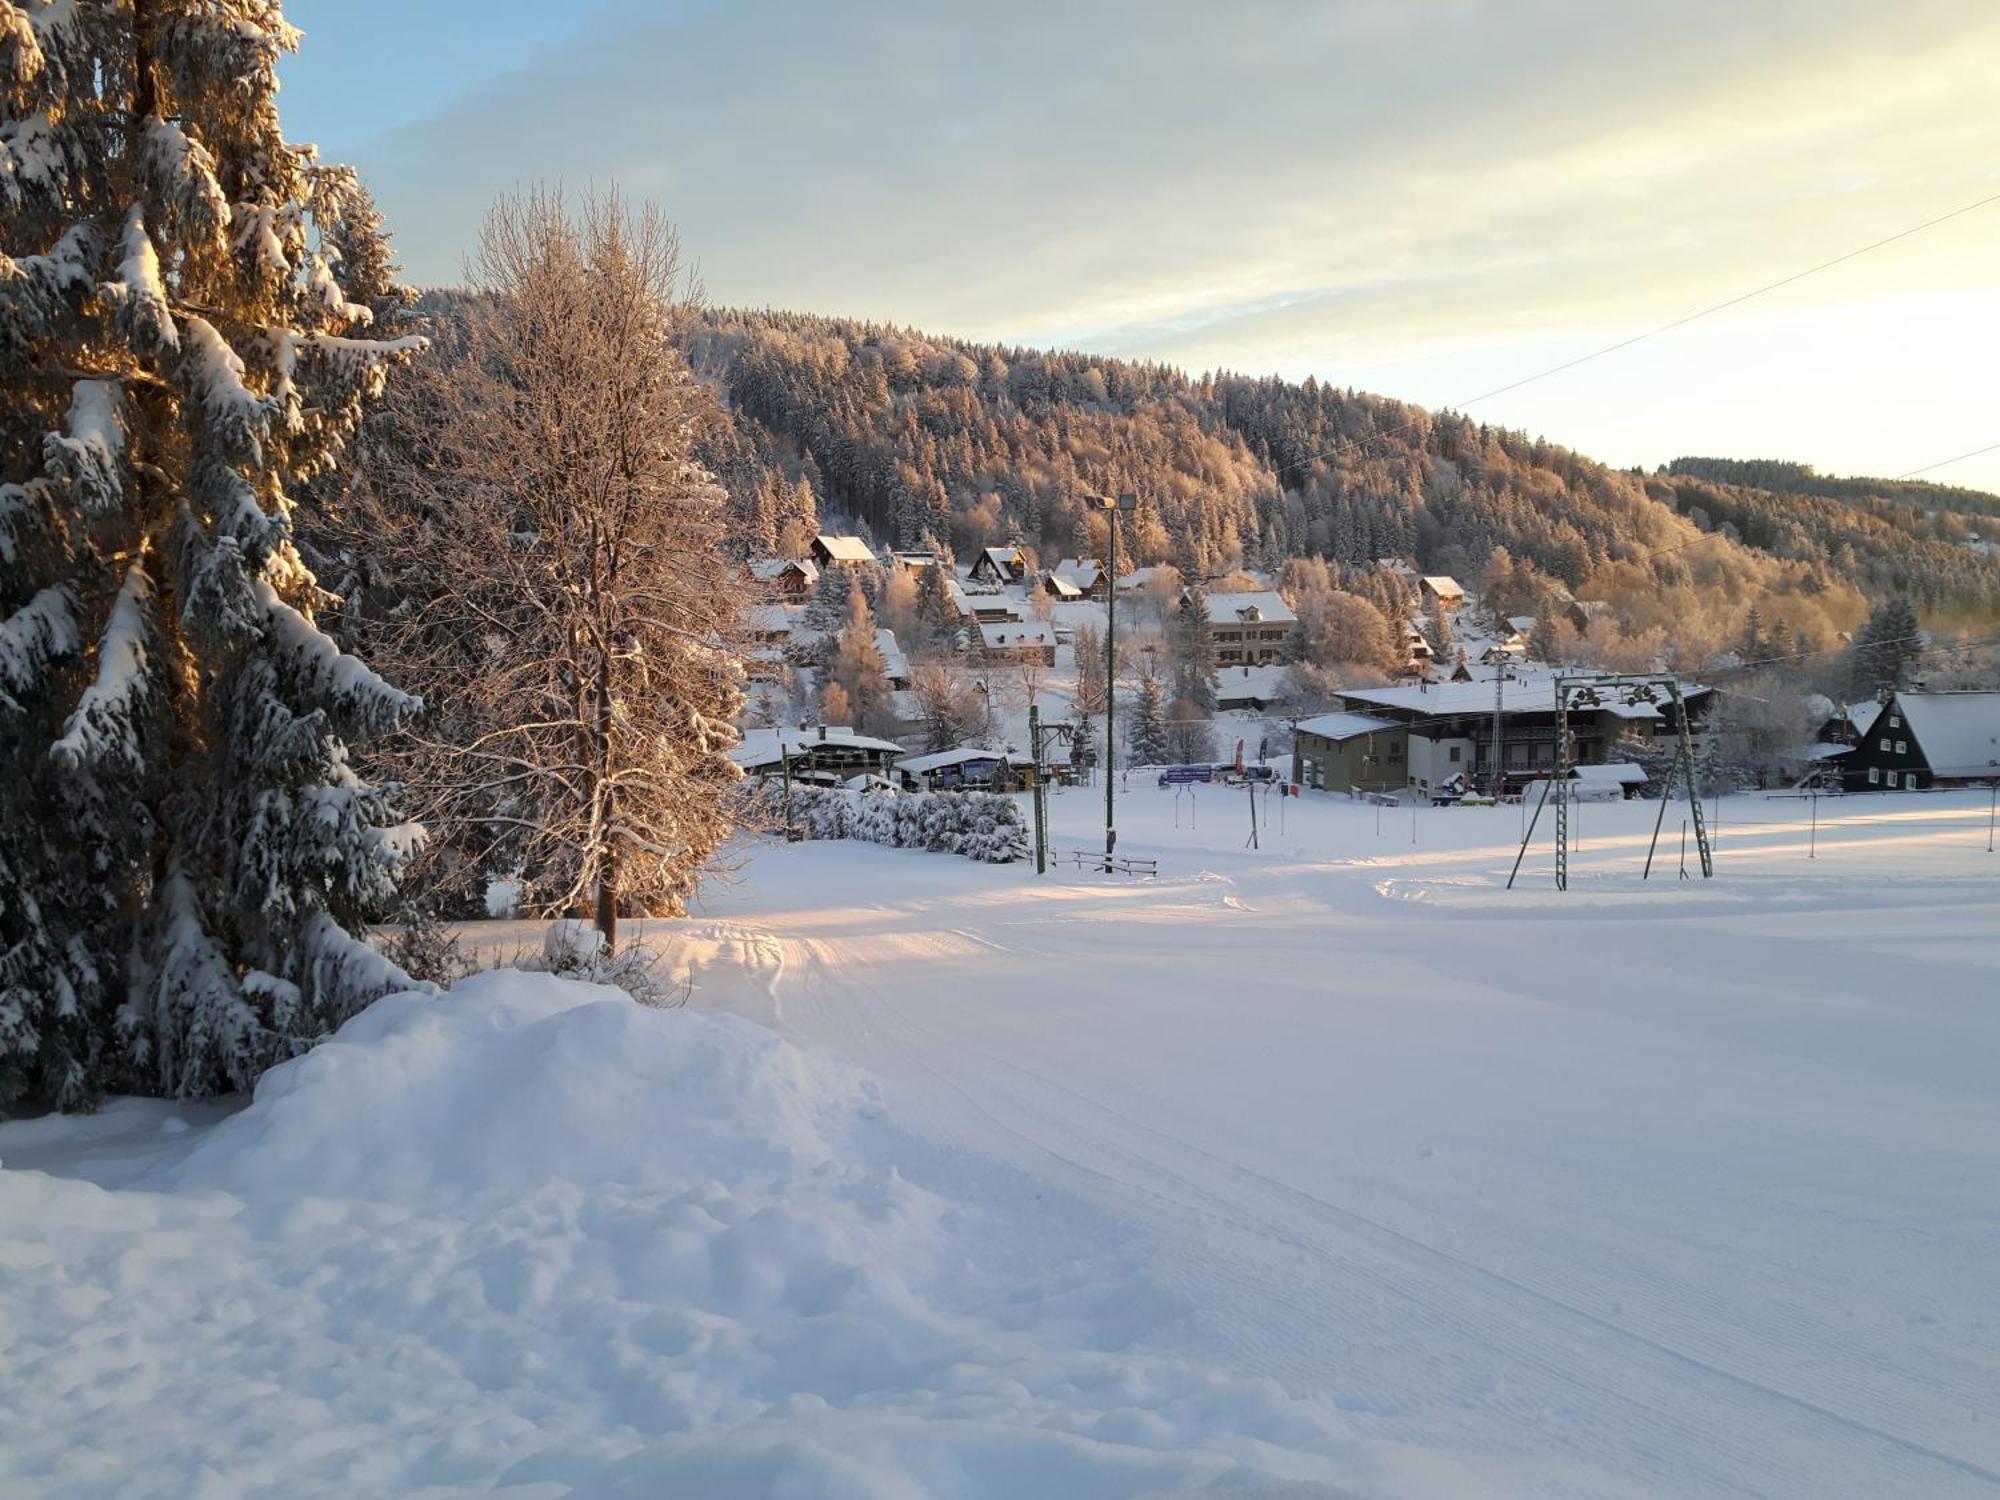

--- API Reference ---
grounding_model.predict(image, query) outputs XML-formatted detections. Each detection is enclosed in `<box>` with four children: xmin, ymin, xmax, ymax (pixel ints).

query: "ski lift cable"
<box><xmin>1262</xmin><ymin>187</ymin><xmax>2000</xmax><ymax>483</ymax></box>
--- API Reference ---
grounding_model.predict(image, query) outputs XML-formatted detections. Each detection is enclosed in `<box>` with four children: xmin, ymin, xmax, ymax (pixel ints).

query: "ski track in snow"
<box><xmin>5</xmin><ymin>789</ymin><xmax>1999</xmax><ymax>1498</ymax></box>
<box><xmin>677</xmin><ymin>789</ymin><xmax>2000</xmax><ymax>1499</ymax></box>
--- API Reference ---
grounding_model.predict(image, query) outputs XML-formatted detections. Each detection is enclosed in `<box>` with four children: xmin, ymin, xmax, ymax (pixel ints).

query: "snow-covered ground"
<box><xmin>5</xmin><ymin>786</ymin><xmax>1999</xmax><ymax>1497</ymax></box>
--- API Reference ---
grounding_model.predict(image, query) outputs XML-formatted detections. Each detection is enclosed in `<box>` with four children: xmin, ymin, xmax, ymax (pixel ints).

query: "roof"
<box><xmin>1878</xmin><ymin>692</ymin><xmax>2000</xmax><ymax>777</ymax></box>
<box><xmin>1214</xmin><ymin>664</ymin><xmax>1290</xmax><ymax>703</ymax></box>
<box><xmin>978</xmin><ymin>545</ymin><xmax>1027</xmax><ymax>569</ymax></box>
<box><xmin>1204</xmin><ymin>590</ymin><xmax>1297</xmax><ymax>627</ymax></box>
<box><xmin>748</xmin><ymin>557</ymin><xmax>816</xmax><ymax>583</ymax></box>
<box><xmin>1052</xmin><ymin>558</ymin><xmax>1104</xmax><ymax>590</ymax></box>
<box><xmin>874</xmin><ymin>628</ymin><xmax>908</xmax><ymax>679</ymax></box>
<box><xmin>731</xmin><ymin>725</ymin><xmax>907</xmax><ymax>768</ymax></box>
<box><xmin>1421</xmin><ymin>575</ymin><xmax>1465</xmax><ymax>598</ymax></box>
<box><xmin>1569</xmin><ymin>762</ymin><xmax>1648</xmax><ymax>785</ymax></box>
<box><xmin>1336</xmin><ymin>676</ymin><xmax>1708</xmax><ymax>722</ymax></box>
<box><xmin>895</xmin><ymin>746</ymin><xmax>1024</xmax><ymax>775</ymax></box>
<box><xmin>1294</xmin><ymin>711</ymin><xmax>1401</xmax><ymax>743</ymax></box>
<box><xmin>814</xmin><ymin>534</ymin><xmax>876</xmax><ymax>564</ymax></box>
<box><xmin>1042</xmin><ymin>574</ymin><xmax>1084</xmax><ymax>601</ymax></box>
<box><xmin>1506</xmin><ymin>615</ymin><xmax>1538</xmax><ymax>634</ymax></box>
<box><xmin>1116</xmin><ymin>565</ymin><xmax>1168</xmax><ymax>591</ymax></box>
<box><xmin>742</xmin><ymin>602</ymin><xmax>795</xmax><ymax>635</ymax></box>
<box><xmin>977</xmin><ymin>621</ymin><xmax>1056</xmax><ymax>648</ymax></box>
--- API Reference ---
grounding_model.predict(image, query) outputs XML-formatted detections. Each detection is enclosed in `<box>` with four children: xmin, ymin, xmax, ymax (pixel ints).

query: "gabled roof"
<box><xmin>814</xmin><ymin>534</ymin><xmax>876</xmax><ymax>564</ymax></box>
<box><xmin>742</xmin><ymin>602</ymin><xmax>795</xmax><ymax>635</ymax></box>
<box><xmin>1336</xmin><ymin>676</ymin><xmax>1708</xmax><ymax>720</ymax></box>
<box><xmin>1420</xmin><ymin>575</ymin><xmax>1465</xmax><ymax>598</ymax></box>
<box><xmin>1875</xmin><ymin>692</ymin><xmax>2000</xmax><ymax>777</ymax></box>
<box><xmin>1203</xmin><ymin>589</ymin><xmax>1296</xmax><ymax>627</ymax></box>
<box><xmin>1052</xmin><ymin>557</ymin><xmax>1104</xmax><ymax>590</ymax></box>
<box><xmin>1042</xmin><ymin>573</ymin><xmax>1084</xmax><ymax>601</ymax></box>
<box><xmin>731</xmin><ymin>725</ymin><xmax>907</xmax><ymax>768</ymax></box>
<box><xmin>1213</xmin><ymin>664</ymin><xmax>1290</xmax><ymax>703</ymax></box>
<box><xmin>977</xmin><ymin>621</ymin><xmax>1056</xmax><ymax>648</ymax></box>
<box><xmin>748</xmin><ymin>557</ymin><xmax>816</xmax><ymax>583</ymax></box>
<box><xmin>977</xmin><ymin>545</ymin><xmax>1028</xmax><ymax>570</ymax></box>
<box><xmin>874</xmin><ymin>628</ymin><xmax>908</xmax><ymax>680</ymax></box>
<box><xmin>1294</xmin><ymin>711</ymin><xmax>1401</xmax><ymax>743</ymax></box>
<box><xmin>895</xmin><ymin>746</ymin><xmax>1025</xmax><ymax>775</ymax></box>
<box><xmin>1569</xmin><ymin>761</ymin><xmax>1647</xmax><ymax>785</ymax></box>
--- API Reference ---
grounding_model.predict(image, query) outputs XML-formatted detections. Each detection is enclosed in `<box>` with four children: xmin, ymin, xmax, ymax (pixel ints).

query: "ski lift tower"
<box><xmin>1508</xmin><ymin>671</ymin><xmax>1713</xmax><ymax>890</ymax></box>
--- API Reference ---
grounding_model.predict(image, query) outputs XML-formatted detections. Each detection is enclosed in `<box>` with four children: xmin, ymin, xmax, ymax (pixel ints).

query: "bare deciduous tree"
<box><xmin>356</xmin><ymin>190</ymin><xmax>746</xmax><ymax>948</ymax></box>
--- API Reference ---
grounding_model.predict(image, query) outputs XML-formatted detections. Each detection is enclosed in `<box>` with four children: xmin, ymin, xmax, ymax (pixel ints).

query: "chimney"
<box><xmin>818</xmin><ymin>724</ymin><xmax>827</xmax><ymax>741</ymax></box>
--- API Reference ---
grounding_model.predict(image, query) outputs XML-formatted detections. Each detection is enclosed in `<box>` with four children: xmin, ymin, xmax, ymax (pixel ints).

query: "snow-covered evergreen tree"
<box><xmin>1125</xmin><ymin>671</ymin><xmax>1171</xmax><ymax>767</ymax></box>
<box><xmin>0</xmin><ymin>0</ymin><xmax>426</xmax><ymax>1104</ymax></box>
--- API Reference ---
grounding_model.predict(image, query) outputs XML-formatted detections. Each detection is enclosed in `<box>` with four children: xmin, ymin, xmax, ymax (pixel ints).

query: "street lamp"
<box><xmin>1085</xmin><ymin>492</ymin><xmax>1138</xmax><ymax>871</ymax></box>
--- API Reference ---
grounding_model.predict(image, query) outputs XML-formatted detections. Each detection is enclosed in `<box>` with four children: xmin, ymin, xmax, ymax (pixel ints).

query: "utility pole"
<box><xmin>779</xmin><ymin>730</ymin><xmax>797</xmax><ymax>841</ymax></box>
<box><xmin>1029</xmin><ymin>704</ymin><xmax>1046</xmax><ymax>874</ymax></box>
<box><xmin>1090</xmin><ymin>493</ymin><xmax>1137</xmax><ymax>872</ymax></box>
<box><xmin>1490</xmin><ymin>667</ymin><xmax>1505</xmax><ymax>796</ymax></box>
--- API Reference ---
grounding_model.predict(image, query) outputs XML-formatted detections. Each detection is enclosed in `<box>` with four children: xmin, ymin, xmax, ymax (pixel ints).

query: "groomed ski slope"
<box><xmin>3</xmin><ymin>785</ymin><xmax>1997</xmax><ymax>1498</ymax></box>
<box><xmin>679</xmin><ymin>785</ymin><xmax>2000</xmax><ymax>1498</ymax></box>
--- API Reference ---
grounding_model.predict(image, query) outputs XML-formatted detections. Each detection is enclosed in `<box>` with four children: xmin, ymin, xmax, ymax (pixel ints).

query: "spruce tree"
<box><xmin>1847</xmin><ymin>598</ymin><xmax>1921</xmax><ymax>698</ymax></box>
<box><xmin>1125</xmin><ymin>671</ymin><xmax>1170</xmax><ymax>767</ymax></box>
<box><xmin>1</xmin><ymin>2</ymin><xmax>424</xmax><ymax>1103</ymax></box>
<box><xmin>1171</xmin><ymin>586</ymin><xmax>1217</xmax><ymax>710</ymax></box>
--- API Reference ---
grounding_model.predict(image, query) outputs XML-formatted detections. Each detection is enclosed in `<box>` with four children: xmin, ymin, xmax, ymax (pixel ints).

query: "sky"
<box><xmin>280</xmin><ymin>0</ymin><xmax>2000</xmax><ymax>492</ymax></box>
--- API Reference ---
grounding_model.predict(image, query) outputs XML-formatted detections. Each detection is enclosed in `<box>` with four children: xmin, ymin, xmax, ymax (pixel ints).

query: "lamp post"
<box><xmin>1087</xmin><ymin>493</ymin><xmax>1138</xmax><ymax>871</ymax></box>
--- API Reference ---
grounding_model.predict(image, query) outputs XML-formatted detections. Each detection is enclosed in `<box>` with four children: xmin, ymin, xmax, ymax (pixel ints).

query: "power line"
<box><xmin>1892</xmin><ymin>441</ymin><xmax>2000</xmax><ymax>483</ymax></box>
<box><xmin>1268</xmin><ymin>187</ymin><xmax>2000</xmax><ymax>482</ymax></box>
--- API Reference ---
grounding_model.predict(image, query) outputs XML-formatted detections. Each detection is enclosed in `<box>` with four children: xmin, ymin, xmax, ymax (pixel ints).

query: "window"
<box><xmin>1889</xmin><ymin>715</ymin><xmax>1900</xmax><ymax>728</ymax></box>
<box><xmin>1880</xmin><ymin>738</ymin><xmax>1892</xmax><ymax>751</ymax></box>
<box><xmin>1895</xmin><ymin>740</ymin><xmax>1906</xmax><ymax>755</ymax></box>
<box><xmin>1448</xmin><ymin>746</ymin><xmax>1462</xmax><ymax>764</ymax></box>
<box><xmin>1389</xmin><ymin>741</ymin><xmax>1404</xmax><ymax>761</ymax></box>
<box><xmin>1868</xmin><ymin>767</ymin><xmax>1880</xmax><ymax>784</ymax></box>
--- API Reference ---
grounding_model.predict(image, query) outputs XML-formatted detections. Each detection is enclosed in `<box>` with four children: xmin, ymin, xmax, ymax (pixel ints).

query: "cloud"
<box><xmin>334</xmin><ymin>0</ymin><xmax>2000</xmax><ymax>480</ymax></box>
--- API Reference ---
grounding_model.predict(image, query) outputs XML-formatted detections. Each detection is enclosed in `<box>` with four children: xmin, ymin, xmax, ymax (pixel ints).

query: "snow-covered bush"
<box><xmin>744</xmin><ymin>782</ymin><xmax>1028</xmax><ymax>864</ymax></box>
<box><xmin>510</xmin><ymin>921</ymin><xmax>683</xmax><ymax>1008</ymax></box>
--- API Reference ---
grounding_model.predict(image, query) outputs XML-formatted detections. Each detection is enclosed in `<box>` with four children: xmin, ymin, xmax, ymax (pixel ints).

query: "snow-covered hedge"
<box><xmin>745</xmin><ymin>782</ymin><xmax>1028</xmax><ymax>863</ymax></box>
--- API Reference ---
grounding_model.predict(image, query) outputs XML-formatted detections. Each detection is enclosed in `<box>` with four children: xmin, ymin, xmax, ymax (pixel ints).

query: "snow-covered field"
<box><xmin>5</xmin><ymin>785</ymin><xmax>1999</xmax><ymax>1498</ymax></box>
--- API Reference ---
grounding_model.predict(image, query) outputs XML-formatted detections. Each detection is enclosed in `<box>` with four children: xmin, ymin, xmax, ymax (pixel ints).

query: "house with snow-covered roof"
<box><xmin>976</xmin><ymin>621</ymin><xmax>1056</xmax><ymax>665</ymax></box>
<box><xmin>1203</xmin><ymin>590</ymin><xmax>1297</xmax><ymax>667</ymax></box>
<box><xmin>874</xmin><ymin>628</ymin><xmax>910</xmax><ymax>690</ymax></box>
<box><xmin>1419</xmin><ymin>576</ymin><xmax>1465</xmax><ymax>614</ymax></box>
<box><xmin>1214</xmin><ymin>664</ymin><xmax>1289</xmax><ymax>713</ymax></box>
<box><xmin>745</xmin><ymin>556</ymin><xmax>818</xmax><ymax>599</ymax></box>
<box><xmin>811</xmin><ymin>534</ymin><xmax>877</xmax><ymax>568</ymax></box>
<box><xmin>969</xmin><ymin>545</ymin><xmax>1031</xmax><ymax>585</ymax></box>
<box><xmin>731</xmin><ymin>725</ymin><xmax>907</xmax><ymax>785</ymax></box>
<box><xmin>1048</xmin><ymin>557</ymin><xmax>1108</xmax><ymax>600</ymax></box>
<box><xmin>1292</xmin><ymin>711</ymin><xmax>1407</xmax><ymax>795</ymax></box>
<box><xmin>1327</xmin><ymin>674</ymin><xmax>1713</xmax><ymax>797</ymax></box>
<box><xmin>1839</xmin><ymin>691</ymin><xmax>2000</xmax><ymax>792</ymax></box>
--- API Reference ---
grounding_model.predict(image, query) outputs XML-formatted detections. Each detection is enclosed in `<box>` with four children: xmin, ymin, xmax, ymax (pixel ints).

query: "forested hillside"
<box><xmin>1667</xmin><ymin>456</ymin><xmax>2000</xmax><ymax>519</ymax></box>
<box><xmin>687</xmin><ymin>310</ymin><xmax>2000</xmax><ymax>653</ymax></box>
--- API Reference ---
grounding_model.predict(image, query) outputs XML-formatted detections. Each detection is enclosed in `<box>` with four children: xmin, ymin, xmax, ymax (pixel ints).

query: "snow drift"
<box><xmin>0</xmin><ymin>972</ymin><xmax>1429</xmax><ymax>1500</ymax></box>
